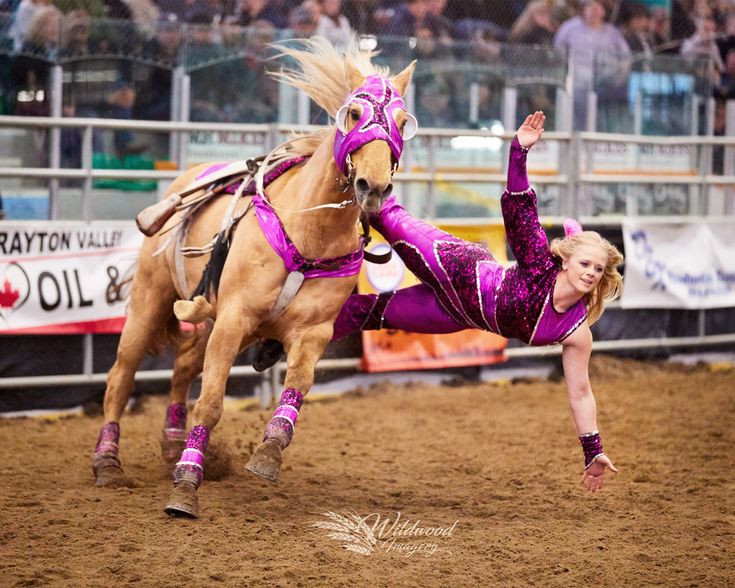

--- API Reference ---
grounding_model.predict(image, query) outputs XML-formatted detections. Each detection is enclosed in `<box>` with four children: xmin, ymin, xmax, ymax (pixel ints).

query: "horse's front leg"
<box><xmin>164</xmin><ymin>307</ymin><xmax>256</xmax><ymax>519</ymax></box>
<box><xmin>246</xmin><ymin>323</ymin><xmax>332</xmax><ymax>483</ymax></box>
<box><xmin>160</xmin><ymin>322</ymin><xmax>211</xmax><ymax>465</ymax></box>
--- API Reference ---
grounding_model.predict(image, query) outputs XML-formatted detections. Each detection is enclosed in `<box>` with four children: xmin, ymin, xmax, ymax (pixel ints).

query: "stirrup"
<box><xmin>252</xmin><ymin>339</ymin><xmax>285</xmax><ymax>372</ymax></box>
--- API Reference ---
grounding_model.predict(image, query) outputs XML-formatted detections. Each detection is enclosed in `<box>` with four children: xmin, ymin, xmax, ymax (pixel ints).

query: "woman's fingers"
<box><xmin>597</xmin><ymin>455</ymin><xmax>619</xmax><ymax>473</ymax></box>
<box><xmin>581</xmin><ymin>471</ymin><xmax>603</xmax><ymax>492</ymax></box>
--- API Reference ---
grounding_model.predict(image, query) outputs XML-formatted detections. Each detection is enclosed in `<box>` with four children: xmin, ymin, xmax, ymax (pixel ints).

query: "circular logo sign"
<box><xmin>365</xmin><ymin>244</ymin><xmax>404</xmax><ymax>293</ymax></box>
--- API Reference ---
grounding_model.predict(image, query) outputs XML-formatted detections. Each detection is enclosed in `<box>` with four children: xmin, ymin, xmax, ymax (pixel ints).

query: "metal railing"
<box><xmin>1</xmin><ymin>115</ymin><xmax>734</xmax><ymax>406</ymax></box>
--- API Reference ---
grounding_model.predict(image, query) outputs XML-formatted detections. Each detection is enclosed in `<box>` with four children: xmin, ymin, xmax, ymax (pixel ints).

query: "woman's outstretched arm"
<box><xmin>501</xmin><ymin>112</ymin><xmax>554</xmax><ymax>273</ymax></box>
<box><xmin>562</xmin><ymin>322</ymin><xmax>618</xmax><ymax>492</ymax></box>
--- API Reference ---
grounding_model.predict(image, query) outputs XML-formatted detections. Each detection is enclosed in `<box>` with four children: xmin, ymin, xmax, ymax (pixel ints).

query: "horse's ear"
<box><xmin>391</xmin><ymin>60</ymin><xmax>417</xmax><ymax>96</ymax></box>
<box><xmin>344</xmin><ymin>54</ymin><xmax>365</xmax><ymax>91</ymax></box>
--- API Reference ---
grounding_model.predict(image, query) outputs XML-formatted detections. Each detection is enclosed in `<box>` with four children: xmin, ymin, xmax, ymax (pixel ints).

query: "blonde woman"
<box><xmin>256</xmin><ymin>111</ymin><xmax>624</xmax><ymax>492</ymax></box>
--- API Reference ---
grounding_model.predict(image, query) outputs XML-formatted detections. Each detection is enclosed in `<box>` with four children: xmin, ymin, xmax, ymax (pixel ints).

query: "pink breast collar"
<box><xmin>252</xmin><ymin>193</ymin><xmax>364</xmax><ymax>279</ymax></box>
<box><xmin>197</xmin><ymin>159</ymin><xmax>364</xmax><ymax>279</ymax></box>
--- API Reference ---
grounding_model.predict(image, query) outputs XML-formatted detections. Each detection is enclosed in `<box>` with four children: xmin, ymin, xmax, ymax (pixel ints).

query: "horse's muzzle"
<box><xmin>355</xmin><ymin>177</ymin><xmax>393</xmax><ymax>213</ymax></box>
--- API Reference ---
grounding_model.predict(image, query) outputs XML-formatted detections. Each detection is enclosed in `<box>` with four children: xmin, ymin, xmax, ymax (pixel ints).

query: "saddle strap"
<box><xmin>266</xmin><ymin>271</ymin><xmax>306</xmax><ymax>322</ymax></box>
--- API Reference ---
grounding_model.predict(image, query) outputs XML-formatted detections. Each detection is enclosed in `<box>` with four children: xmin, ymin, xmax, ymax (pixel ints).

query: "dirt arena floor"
<box><xmin>0</xmin><ymin>355</ymin><xmax>733</xmax><ymax>587</ymax></box>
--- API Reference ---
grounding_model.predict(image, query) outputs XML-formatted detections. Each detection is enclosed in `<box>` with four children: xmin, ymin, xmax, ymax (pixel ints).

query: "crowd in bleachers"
<box><xmin>0</xmin><ymin>0</ymin><xmax>733</xmax><ymax>139</ymax></box>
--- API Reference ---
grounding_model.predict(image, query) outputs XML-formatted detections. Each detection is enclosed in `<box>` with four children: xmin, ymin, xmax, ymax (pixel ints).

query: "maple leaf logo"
<box><xmin>0</xmin><ymin>279</ymin><xmax>20</xmax><ymax>309</ymax></box>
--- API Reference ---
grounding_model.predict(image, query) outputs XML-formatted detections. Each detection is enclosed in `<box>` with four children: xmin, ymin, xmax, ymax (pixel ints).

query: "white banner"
<box><xmin>0</xmin><ymin>222</ymin><xmax>143</xmax><ymax>333</ymax></box>
<box><xmin>621</xmin><ymin>220</ymin><xmax>735</xmax><ymax>309</ymax></box>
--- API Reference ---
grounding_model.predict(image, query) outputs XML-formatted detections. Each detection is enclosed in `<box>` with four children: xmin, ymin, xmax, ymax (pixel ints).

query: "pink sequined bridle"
<box><xmin>333</xmin><ymin>74</ymin><xmax>418</xmax><ymax>176</ymax></box>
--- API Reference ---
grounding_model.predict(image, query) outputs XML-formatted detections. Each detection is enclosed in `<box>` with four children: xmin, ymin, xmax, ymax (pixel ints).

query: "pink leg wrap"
<box><xmin>93</xmin><ymin>421</ymin><xmax>122</xmax><ymax>473</ymax></box>
<box><xmin>263</xmin><ymin>388</ymin><xmax>304</xmax><ymax>449</ymax></box>
<box><xmin>163</xmin><ymin>402</ymin><xmax>187</xmax><ymax>442</ymax></box>
<box><xmin>172</xmin><ymin>425</ymin><xmax>209</xmax><ymax>489</ymax></box>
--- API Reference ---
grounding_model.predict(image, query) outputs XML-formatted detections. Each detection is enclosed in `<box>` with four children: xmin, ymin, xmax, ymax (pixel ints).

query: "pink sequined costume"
<box><xmin>333</xmin><ymin>137</ymin><xmax>587</xmax><ymax>346</ymax></box>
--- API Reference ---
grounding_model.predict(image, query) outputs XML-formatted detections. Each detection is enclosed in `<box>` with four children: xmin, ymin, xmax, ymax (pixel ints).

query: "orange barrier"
<box><xmin>358</xmin><ymin>223</ymin><xmax>508</xmax><ymax>373</ymax></box>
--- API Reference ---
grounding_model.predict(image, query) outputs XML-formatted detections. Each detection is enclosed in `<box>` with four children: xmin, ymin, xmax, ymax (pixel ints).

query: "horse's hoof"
<box><xmin>164</xmin><ymin>483</ymin><xmax>200</xmax><ymax>519</ymax></box>
<box><xmin>93</xmin><ymin>453</ymin><xmax>125</xmax><ymax>487</ymax></box>
<box><xmin>94</xmin><ymin>464</ymin><xmax>126</xmax><ymax>487</ymax></box>
<box><xmin>245</xmin><ymin>439</ymin><xmax>283</xmax><ymax>483</ymax></box>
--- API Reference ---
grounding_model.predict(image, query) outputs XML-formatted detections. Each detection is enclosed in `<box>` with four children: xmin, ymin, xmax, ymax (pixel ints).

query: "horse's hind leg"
<box><xmin>93</xmin><ymin>259</ymin><xmax>176</xmax><ymax>487</ymax></box>
<box><xmin>160</xmin><ymin>322</ymin><xmax>211</xmax><ymax>464</ymax></box>
<box><xmin>246</xmin><ymin>324</ymin><xmax>332</xmax><ymax>483</ymax></box>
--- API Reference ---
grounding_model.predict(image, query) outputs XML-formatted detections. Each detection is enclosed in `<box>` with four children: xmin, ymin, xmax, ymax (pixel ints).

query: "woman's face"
<box><xmin>322</xmin><ymin>0</ymin><xmax>342</xmax><ymax>16</ymax></box>
<box><xmin>562</xmin><ymin>244</ymin><xmax>608</xmax><ymax>295</ymax></box>
<box><xmin>582</xmin><ymin>1</ymin><xmax>605</xmax><ymax>28</ymax></box>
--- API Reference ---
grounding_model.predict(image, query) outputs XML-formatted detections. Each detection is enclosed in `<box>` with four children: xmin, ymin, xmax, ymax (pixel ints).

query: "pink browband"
<box><xmin>333</xmin><ymin>74</ymin><xmax>417</xmax><ymax>176</ymax></box>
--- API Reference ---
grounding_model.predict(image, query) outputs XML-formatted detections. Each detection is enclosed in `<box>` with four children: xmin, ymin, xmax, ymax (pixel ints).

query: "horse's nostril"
<box><xmin>355</xmin><ymin>178</ymin><xmax>370</xmax><ymax>194</ymax></box>
<box><xmin>383</xmin><ymin>183</ymin><xmax>393</xmax><ymax>198</ymax></box>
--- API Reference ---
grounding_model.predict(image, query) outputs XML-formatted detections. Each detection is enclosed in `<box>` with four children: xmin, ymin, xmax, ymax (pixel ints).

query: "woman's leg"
<box><xmin>333</xmin><ymin>284</ymin><xmax>465</xmax><ymax>340</ymax></box>
<box><xmin>369</xmin><ymin>196</ymin><xmax>495</xmax><ymax>330</ymax></box>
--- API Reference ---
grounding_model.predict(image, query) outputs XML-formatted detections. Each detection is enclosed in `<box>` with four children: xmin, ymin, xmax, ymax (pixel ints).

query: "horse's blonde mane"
<box><xmin>267</xmin><ymin>37</ymin><xmax>392</xmax><ymax>159</ymax></box>
<box><xmin>271</xmin><ymin>36</ymin><xmax>390</xmax><ymax>120</ymax></box>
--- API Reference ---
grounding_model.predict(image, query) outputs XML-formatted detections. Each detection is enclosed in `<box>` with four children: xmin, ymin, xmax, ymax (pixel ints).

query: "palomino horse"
<box><xmin>91</xmin><ymin>37</ymin><xmax>417</xmax><ymax>518</ymax></box>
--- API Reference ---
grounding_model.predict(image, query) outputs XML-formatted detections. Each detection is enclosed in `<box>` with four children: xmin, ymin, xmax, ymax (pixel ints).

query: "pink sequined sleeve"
<box><xmin>501</xmin><ymin>138</ymin><xmax>554</xmax><ymax>274</ymax></box>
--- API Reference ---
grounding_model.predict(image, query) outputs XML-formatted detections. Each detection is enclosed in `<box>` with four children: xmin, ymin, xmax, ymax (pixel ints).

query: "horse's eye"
<box><xmin>350</xmin><ymin>109</ymin><xmax>360</xmax><ymax>122</ymax></box>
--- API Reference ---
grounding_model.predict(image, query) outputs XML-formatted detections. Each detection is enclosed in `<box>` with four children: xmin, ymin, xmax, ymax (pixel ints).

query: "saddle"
<box><xmin>134</xmin><ymin>146</ymin><xmax>390</xmax><ymax>321</ymax></box>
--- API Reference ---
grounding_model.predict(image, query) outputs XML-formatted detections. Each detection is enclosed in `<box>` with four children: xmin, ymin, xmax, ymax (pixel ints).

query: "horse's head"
<box><xmin>333</xmin><ymin>58</ymin><xmax>417</xmax><ymax>213</ymax></box>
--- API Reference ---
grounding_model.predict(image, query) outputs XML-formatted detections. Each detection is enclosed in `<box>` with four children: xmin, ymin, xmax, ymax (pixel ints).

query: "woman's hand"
<box><xmin>516</xmin><ymin>111</ymin><xmax>545</xmax><ymax>149</ymax></box>
<box><xmin>580</xmin><ymin>454</ymin><xmax>618</xmax><ymax>492</ymax></box>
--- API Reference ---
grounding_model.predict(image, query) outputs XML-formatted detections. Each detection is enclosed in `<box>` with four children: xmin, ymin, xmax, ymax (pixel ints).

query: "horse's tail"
<box><xmin>173</xmin><ymin>295</ymin><xmax>215</xmax><ymax>324</ymax></box>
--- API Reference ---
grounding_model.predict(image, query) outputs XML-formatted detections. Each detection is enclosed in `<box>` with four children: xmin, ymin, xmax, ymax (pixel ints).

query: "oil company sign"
<box><xmin>0</xmin><ymin>222</ymin><xmax>142</xmax><ymax>333</ymax></box>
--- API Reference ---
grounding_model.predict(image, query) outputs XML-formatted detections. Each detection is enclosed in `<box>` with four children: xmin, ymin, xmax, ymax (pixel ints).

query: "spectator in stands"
<box><xmin>187</xmin><ymin>10</ymin><xmax>225</xmax><ymax>67</ymax></box>
<box><xmin>188</xmin><ymin>12</ymin><xmax>227</xmax><ymax>120</ymax></box>
<box><xmin>554</xmin><ymin>0</ymin><xmax>630</xmax><ymax>130</ymax></box>
<box><xmin>716</xmin><ymin>12</ymin><xmax>735</xmax><ymax>63</ymax></box>
<box><xmin>236</xmin><ymin>0</ymin><xmax>289</xmax><ymax>30</ymax></box>
<box><xmin>680</xmin><ymin>14</ymin><xmax>724</xmax><ymax>81</ymax></box>
<box><xmin>96</xmin><ymin>79</ymin><xmax>145</xmax><ymax>158</ymax></box>
<box><xmin>444</xmin><ymin>0</ymin><xmax>519</xmax><ymax>31</ymax></box>
<box><xmin>156</xmin><ymin>0</ymin><xmax>214</xmax><ymax>24</ymax></box>
<box><xmin>424</xmin><ymin>0</ymin><xmax>453</xmax><ymax>41</ymax></box>
<box><xmin>468</xmin><ymin>23</ymin><xmax>503</xmax><ymax>64</ymax></box>
<box><xmin>135</xmin><ymin>12</ymin><xmax>183</xmax><ymax>120</ymax></box>
<box><xmin>508</xmin><ymin>0</ymin><xmax>557</xmax><ymax>46</ymax></box>
<box><xmin>412</xmin><ymin>22</ymin><xmax>452</xmax><ymax>60</ymax></box>
<box><xmin>219</xmin><ymin>19</ymin><xmax>279</xmax><ymax>122</ymax></box>
<box><xmin>60</xmin><ymin>9</ymin><xmax>92</xmax><ymax>58</ymax></box>
<box><xmin>123</xmin><ymin>0</ymin><xmax>161</xmax><ymax>40</ymax></box>
<box><xmin>718</xmin><ymin>47</ymin><xmax>735</xmax><ymax>99</ymax></box>
<box><xmin>670</xmin><ymin>0</ymin><xmax>696</xmax><ymax>44</ymax></box>
<box><xmin>11</xmin><ymin>0</ymin><xmax>52</xmax><ymax>51</ymax></box>
<box><xmin>286</xmin><ymin>2</ymin><xmax>320</xmax><ymax>38</ymax></box>
<box><xmin>385</xmin><ymin>0</ymin><xmax>430</xmax><ymax>38</ymax></box>
<box><xmin>620</xmin><ymin>2</ymin><xmax>654</xmax><ymax>57</ymax></box>
<box><xmin>10</xmin><ymin>5</ymin><xmax>61</xmax><ymax>117</ymax></box>
<box><xmin>468</xmin><ymin>77</ymin><xmax>502</xmax><ymax>127</ymax></box>
<box><xmin>342</xmin><ymin>0</ymin><xmax>380</xmax><ymax>34</ymax></box>
<box><xmin>414</xmin><ymin>75</ymin><xmax>455</xmax><ymax>127</ymax></box>
<box><xmin>316</xmin><ymin>0</ymin><xmax>352</xmax><ymax>49</ymax></box>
